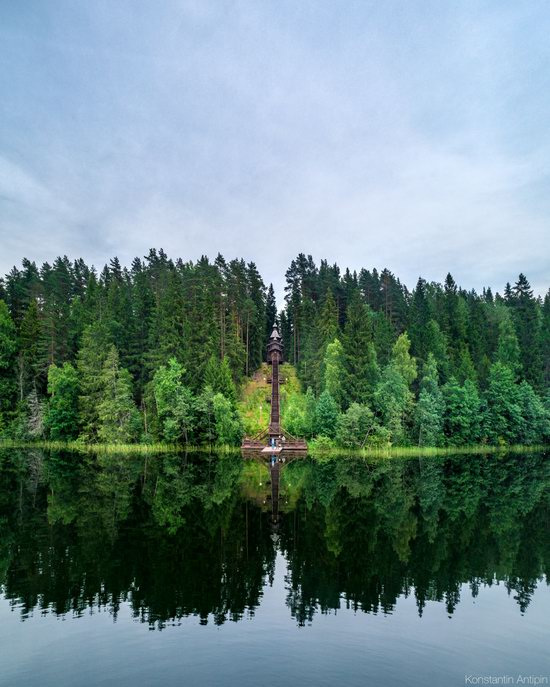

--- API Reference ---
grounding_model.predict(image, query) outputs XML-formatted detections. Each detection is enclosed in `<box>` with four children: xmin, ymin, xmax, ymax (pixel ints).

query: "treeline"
<box><xmin>0</xmin><ymin>250</ymin><xmax>548</xmax><ymax>447</ymax></box>
<box><xmin>0</xmin><ymin>250</ymin><xmax>276</xmax><ymax>444</ymax></box>
<box><xmin>280</xmin><ymin>254</ymin><xmax>550</xmax><ymax>447</ymax></box>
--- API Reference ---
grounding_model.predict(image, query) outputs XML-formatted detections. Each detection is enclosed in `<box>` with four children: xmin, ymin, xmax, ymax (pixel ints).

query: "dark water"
<box><xmin>0</xmin><ymin>449</ymin><xmax>548</xmax><ymax>687</ymax></box>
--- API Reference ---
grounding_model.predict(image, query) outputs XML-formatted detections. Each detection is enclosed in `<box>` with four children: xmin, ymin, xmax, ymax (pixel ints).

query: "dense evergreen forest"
<box><xmin>0</xmin><ymin>250</ymin><xmax>548</xmax><ymax>447</ymax></box>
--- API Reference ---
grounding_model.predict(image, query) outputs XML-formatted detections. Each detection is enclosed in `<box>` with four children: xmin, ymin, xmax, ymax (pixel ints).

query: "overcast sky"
<box><xmin>1</xmin><ymin>0</ymin><xmax>549</xmax><ymax>300</ymax></box>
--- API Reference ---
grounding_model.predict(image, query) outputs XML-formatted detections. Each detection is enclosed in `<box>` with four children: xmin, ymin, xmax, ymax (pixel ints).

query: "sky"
<box><xmin>1</xmin><ymin>0</ymin><xmax>549</xmax><ymax>300</ymax></box>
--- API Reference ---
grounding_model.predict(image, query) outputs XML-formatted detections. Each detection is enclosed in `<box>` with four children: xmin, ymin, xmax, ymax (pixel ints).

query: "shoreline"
<box><xmin>0</xmin><ymin>440</ymin><xmax>547</xmax><ymax>458</ymax></box>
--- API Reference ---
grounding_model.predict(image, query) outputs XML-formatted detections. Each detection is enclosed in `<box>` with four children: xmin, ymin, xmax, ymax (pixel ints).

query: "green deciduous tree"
<box><xmin>153</xmin><ymin>358</ymin><xmax>195</xmax><ymax>445</ymax></box>
<box><xmin>336</xmin><ymin>402</ymin><xmax>389</xmax><ymax>448</ymax></box>
<box><xmin>212</xmin><ymin>392</ymin><xmax>243</xmax><ymax>445</ymax></box>
<box><xmin>483</xmin><ymin>363</ymin><xmax>522</xmax><ymax>444</ymax></box>
<box><xmin>391</xmin><ymin>332</ymin><xmax>417</xmax><ymax>386</ymax></box>
<box><xmin>374</xmin><ymin>364</ymin><xmax>413</xmax><ymax>445</ymax></box>
<box><xmin>315</xmin><ymin>390</ymin><xmax>340</xmax><ymax>439</ymax></box>
<box><xmin>515</xmin><ymin>381</ymin><xmax>550</xmax><ymax>444</ymax></box>
<box><xmin>46</xmin><ymin>362</ymin><xmax>80</xmax><ymax>440</ymax></box>
<box><xmin>442</xmin><ymin>378</ymin><xmax>481</xmax><ymax>446</ymax></box>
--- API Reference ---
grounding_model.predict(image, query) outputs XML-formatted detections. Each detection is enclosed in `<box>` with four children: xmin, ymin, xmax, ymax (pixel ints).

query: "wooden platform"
<box><xmin>261</xmin><ymin>446</ymin><xmax>282</xmax><ymax>454</ymax></box>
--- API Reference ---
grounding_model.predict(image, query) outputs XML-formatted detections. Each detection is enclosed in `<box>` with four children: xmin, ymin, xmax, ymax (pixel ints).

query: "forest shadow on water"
<box><xmin>0</xmin><ymin>448</ymin><xmax>548</xmax><ymax>630</ymax></box>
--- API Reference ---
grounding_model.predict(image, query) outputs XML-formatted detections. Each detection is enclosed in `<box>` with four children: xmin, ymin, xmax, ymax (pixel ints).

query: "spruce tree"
<box><xmin>265</xmin><ymin>283</ymin><xmax>277</xmax><ymax>338</ymax></box>
<box><xmin>415</xmin><ymin>354</ymin><xmax>444</xmax><ymax>446</ymax></box>
<box><xmin>322</xmin><ymin>338</ymin><xmax>345</xmax><ymax>408</ymax></box>
<box><xmin>77</xmin><ymin>322</ymin><xmax>112</xmax><ymax>441</ymax></box>
<box><xmin>18</xmin><ymin>299</ymin><xmax>43</xmax><ymax>399</ymax></box>
<box><xmin>511</xmin><ymin>274</ymin><xmax>542</xmax><ymax>387</ymax></box>
<box><xmin>495</xmin><ymin>314</ymin><xmax>521</xmax><ymax>377</ymax></box>
<box><xmin>97</xmin><ymin>346</ymin><xmax>140</xmax><ymax>444</ymax></box>
<box><xmin>0</xmin><ymin>300</ymin><xmax>17</xmax><ymax>430</ymax></box>
<box><xmin>342</xmin><ymin>296</ymin><xmax>379</xmax><ymax>405</ymax></box>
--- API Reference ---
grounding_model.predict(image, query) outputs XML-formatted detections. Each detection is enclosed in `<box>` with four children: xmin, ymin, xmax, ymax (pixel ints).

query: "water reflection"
<box><xmin>0</xmin><ymin>449</ymin><xmax>548</xmax><ymax>628</ymax></box>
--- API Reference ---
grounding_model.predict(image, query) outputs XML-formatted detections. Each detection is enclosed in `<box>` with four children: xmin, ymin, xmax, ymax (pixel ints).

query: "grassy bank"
<box><xmin>305</xmin><ymin>442</ymin><xmax>548</xmax><ymax>458</ymax></box>
<box><xmin>0</xmin><ymin>439</ymin><xmax>547</xmax><ymax>458</ymax></box>
<box><xmin>0</xmin><ymin>440</ymin><xmax>185</xmax><ymax>455</ymax></box>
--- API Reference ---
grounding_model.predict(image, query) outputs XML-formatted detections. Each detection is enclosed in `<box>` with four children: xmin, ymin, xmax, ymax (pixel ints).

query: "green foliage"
<box><xmin>391</xmin><ymin>333</ymin><xmax>417</xmax><ymax>386</ymax></box>
<box><xmin>442</xmin><ymin>378</ymin><xmax>481</xmax><ymax>446</ymax></box>
<box><xmin>204</xmin><ymin>355</ymin><xmax>237</xmax><ymax>402</ymax></box>
<box><xmin>0</xmin><ymin>300</ymin><xmax>17</xmax><ymax>429</ymax></box>
<box><xmin>484</xmin><ymin>362</ymin><xmax>522</xmax><ymax>444</ymax></box>
<box><xmin>496</xmin><ymin>313</ymin><xmax>521</xmax><ymax>377</ymax></box>
<box><xmin>515</xmin><ymin>381</ymin><xmax>550</xmax><ymax>444</ymax></box>
<box><xmin>46</xmin><ymin>363</ymin><xmax>80</xmax><ymax>440</ymax></box>
<box><xmin>153</xmin><ymin>358</ymin><xmax>195</xmax><ymax>445</ymax></box>
<box><xmin>336</xmin><ymin>403</ymin><xmax>390</xmax><ymax>448</ymax></box>
<box><xmin>342</xmin><ymin>297</ymin><xmax>379</xmax><ymax>405</ymax></box>
<box><xmin>97</xmin><ymin>346</ymin><xmax>141</xmax><ymax>444</ymax></box>
<box><xmin>212</xmin><ymin>393</ymin><xmax>242</xmax><ymax>445</ymax></box>
<box><xmin>0</xmin><ymin>252</ymin><xmax>548</xmax><ymax>448</ymax></box>
<box><xmin>77</xmin><ymin>322</ymin><xmax>112</xmax><ymax>441</ymax></box>
<box><xmin>416</xmin><ymin>354</ymin><xmax>444</xmax><ymax>446</ymax></box>
<box><xmin>374</xmin><ymin>364</ymin><xmax>414</xmax><ymax>445</ymax></box>
<box><xmin>322</xmin><ymin>338</ymin><xmax>345</xmax><ymax>408</ymax></box>
<box><xmin>314</xmin><ymin>390</ymin><xmax>340</xmax><ymax>439</ymax></box>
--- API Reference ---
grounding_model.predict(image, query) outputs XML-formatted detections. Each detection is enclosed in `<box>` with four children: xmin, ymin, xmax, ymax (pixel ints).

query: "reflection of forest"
<box><xmin>0</xmin><ymin>450</ymin><xmax>548</xmax><ymax>628</ymax></box>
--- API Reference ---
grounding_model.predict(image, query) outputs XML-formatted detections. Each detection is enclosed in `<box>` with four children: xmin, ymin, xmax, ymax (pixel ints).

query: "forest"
<box><xmin>0</xmin><ymin>249</ymin><xmax>548</xmax><ymax>448</ymax></box>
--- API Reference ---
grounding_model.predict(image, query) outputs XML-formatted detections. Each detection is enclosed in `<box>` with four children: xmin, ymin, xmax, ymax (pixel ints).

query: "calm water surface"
<box><xmin>0</xmin><ymin>449</ymin><xmax>548</xmax><ymax>687</ymax></box>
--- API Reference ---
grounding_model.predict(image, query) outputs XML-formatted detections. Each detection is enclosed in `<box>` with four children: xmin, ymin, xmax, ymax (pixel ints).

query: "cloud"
<box><xmin>0</xmin><ymin>0</ymin><xmax>548</xmax><ymax>296</ymax></box>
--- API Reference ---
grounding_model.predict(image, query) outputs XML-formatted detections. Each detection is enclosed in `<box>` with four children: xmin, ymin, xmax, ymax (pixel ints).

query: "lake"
<box><xmin>0</xmin><ymin>449</ymin><xmax>548</xmax><ymax>687</ymax></box>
